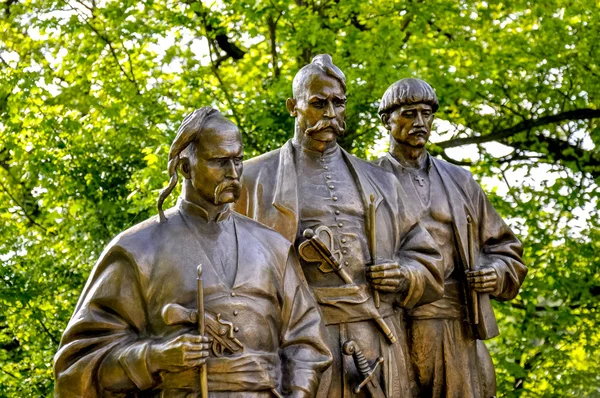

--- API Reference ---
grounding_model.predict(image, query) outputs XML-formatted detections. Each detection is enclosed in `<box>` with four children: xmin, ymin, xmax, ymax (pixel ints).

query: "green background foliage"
<box><xmin>1</xmin><ymin>0</ymin><xmax>599</xmax><ymax>396</ymax></box>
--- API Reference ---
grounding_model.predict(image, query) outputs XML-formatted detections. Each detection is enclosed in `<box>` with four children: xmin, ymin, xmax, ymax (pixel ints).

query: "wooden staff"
<box><xmin>369</xmin><ymin>194</ymin><xmax>380</xmax><ymax>308</ymax></box>
<box><xmin>197</xmin><ymin>265</ymin><xmax>209</xmax><ymax>398</ymax></box>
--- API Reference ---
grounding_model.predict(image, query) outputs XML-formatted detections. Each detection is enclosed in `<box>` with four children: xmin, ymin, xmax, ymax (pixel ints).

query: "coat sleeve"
<box><xmin>473</xmin><ymin>181</ymin><xmax>527</xmax><ymax>301</ymax></box>
<box><xmin>394</xmin><ymin>183</ymin><xmax>445</xmax><ymax>309</ymax></box>
<box><xmin>54</xmin><ymin>246</ymin><xmax>156</xmax><ymax>397</ymax></box>
<box><xmin>279</xmin><ymin>247</ymin><xmax>332</xmax><ymax>398</ymax></box>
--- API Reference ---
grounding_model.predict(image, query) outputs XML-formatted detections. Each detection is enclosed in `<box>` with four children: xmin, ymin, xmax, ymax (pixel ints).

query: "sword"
<box><xmin>197</xmin><ymin>265</ymin><xmax>209</xmax><ymax>398</ymax></box>
<box><xmin>342</xmin><ymin>340</ymin><xmax>386</xmax><ymax>398</ymax></box>
<box><xmin>299</xmin><ymin>226</ymin><xmax>397</xmax><ymax>344</ymax></box>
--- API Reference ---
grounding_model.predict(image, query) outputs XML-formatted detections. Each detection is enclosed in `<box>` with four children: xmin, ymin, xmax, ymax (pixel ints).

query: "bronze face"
<box><xmin>287</xmin><ymin>73</ymin><xmax>346</xmax><ymax>152</ymax></box>
<box><xmin>181</xmin><ymin>116</ymin><xmax>243</xmax><ymax>205</ymax></box>
<box><xmin>385</xmin><ymin>103</ymin><xmax>434</xmax><ymax>149</ymax></box>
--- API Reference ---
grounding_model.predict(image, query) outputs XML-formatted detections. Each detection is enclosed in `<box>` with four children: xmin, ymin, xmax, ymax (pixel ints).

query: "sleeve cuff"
<box><xmin>118</xmin><ymin>340</ymin><xmax>155</xmax><ymax>390</ymax></box>
<box><xmin>400</xmin><ymin>264</ymin><xmax>423</xmax><ymax>309</ymax></box>
<box><xmin>286</xmin><ymin>369</ymin><xmax>316</xmax><ymax>397</ymax></box>
<box><xmin>487</xmin><ymin>261</ymin><xmax>506</xmax><ymax>297</ymax></box>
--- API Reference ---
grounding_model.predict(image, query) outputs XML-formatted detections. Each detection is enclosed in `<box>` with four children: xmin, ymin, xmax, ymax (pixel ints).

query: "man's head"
<box><xmin>157</xmin><ymin>108</ymin><xmax>243</xmax><ymax>222</ymax></box>
<box><xmin>378</xmin><ymin>78</ymin><xmax>438</xmax><ymax>149</ymax></box>
<box><xmin>287</xmin><ymin>54</ymin><xmax>347</xmax><ymax>152</ymax></box>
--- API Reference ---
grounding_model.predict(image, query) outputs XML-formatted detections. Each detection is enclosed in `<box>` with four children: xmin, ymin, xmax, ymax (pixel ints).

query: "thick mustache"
<box><xmin>305</xmin><ymin>119</ymin><xmax>346</xmax><ymax>136</ymax></box>
<box><xmin>409</xmin><ymin>129</ymin><xmax>428</xmax><ymax>135</ymax></box>
<box><xmin>214</xmin><ymin>179</ymin><xmax>241</xmax><ymax>205</ymax></box>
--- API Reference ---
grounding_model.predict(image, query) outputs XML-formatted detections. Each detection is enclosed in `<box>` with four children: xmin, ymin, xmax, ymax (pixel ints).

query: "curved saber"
<box><xmin>299</xmin><ymin>227</ymin><xmax>397</xmax><ymax>344</ymax></box>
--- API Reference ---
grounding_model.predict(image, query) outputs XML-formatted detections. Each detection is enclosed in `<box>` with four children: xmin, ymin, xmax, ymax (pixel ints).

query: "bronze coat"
<box><xmin>234</xmin><ymin>140</ymin><xmax>445</xmax><ymax>397</ymax></box>
<box><xmin>375</xmin><ymin>153</ymin><xmax>528</xmax><ymax>397</ymax></box>
<box><xmin>376</xmin><ymin>153</ymin><xmax>527</xmax><ymax>303</ymax></box>
<box><xmin>54</xmin><ymin>201</ymin><xmax>331</xmax><ymax>397</ymax></box>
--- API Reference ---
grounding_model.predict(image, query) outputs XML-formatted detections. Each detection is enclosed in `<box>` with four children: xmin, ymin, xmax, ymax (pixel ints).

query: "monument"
<box><xmin>234</xmin><ymin>55</ymin><xmax>445</xmax><ymax>397</ymax></box>
<box><xmin>54</xmin><ymin>58</ymin><xmax>527</xmax><ymax>398</ymax></box>
<box><xmin>54</xmin><ymin>107</ymin><xmax>332</xmax><ymax>397</ymax></box>
<box><xmin>375</xmin><ymin>78</ymin><xmax>527</xmax><ymax>397</ymax></box>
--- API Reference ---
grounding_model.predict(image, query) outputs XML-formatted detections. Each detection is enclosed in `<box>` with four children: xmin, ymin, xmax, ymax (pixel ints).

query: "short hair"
<box><xmin>292</xmin><ymin>54</ymin><xmax>346</xmax><ymax>98</ymax></box>
<box><xmin>378</xmin><ymin>78</ymin><xmax>439</xmax><ymax>117</ymax></box>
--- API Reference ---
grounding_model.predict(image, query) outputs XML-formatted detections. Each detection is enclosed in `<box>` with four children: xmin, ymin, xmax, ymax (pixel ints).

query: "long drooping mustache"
<box><xmin>305</xmin><ymin>119</ymin><xmax>346</xmax><ymax>137</ymax></box>
<box><xmin>213</xmin><ymin>179</ymin><xmax>242</xmax><ymax>205</ymax></box>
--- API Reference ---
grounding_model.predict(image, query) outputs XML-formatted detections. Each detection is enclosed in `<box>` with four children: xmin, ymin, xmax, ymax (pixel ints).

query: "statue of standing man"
<box><xmin>235</xmin><ymin>55</ymin><xmax>444</xmax><ymax>397</ymax></box>
<box><xmin>54</xmin><ymin>107</ymin><xmax>331</xmax><ymax>397</ymax></box>
<box><xmin>375</xmin><ymin>78</ymin><xmax>527</xmax><ymax>397</ymax></box>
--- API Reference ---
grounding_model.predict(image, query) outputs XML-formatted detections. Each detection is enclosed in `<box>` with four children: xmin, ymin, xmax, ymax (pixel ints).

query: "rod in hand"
<box><xmin>369</xmin><ymin>194</ymin><xmax>380</xmax><ymax>308</ymax></box>
<box><xmin>466</xmin><ymin>217</ymin><xmax>479</xmax><ymax>325</ymax></box>
<box><xmin>197</xmin><ymin>265</ymin><xmax>209</xmax><ymax>398</ymax></box>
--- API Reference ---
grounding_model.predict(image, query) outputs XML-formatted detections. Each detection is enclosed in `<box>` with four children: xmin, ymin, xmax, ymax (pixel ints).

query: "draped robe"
<box><xmin>54</xmin><ymin>199</ymin><xmax>331</xmax><ymax>398</ymax></box>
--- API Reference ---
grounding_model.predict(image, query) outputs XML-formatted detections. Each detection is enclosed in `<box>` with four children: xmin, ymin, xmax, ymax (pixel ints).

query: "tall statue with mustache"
<box><xmin>55</xmin><ymin>107</ymin><xmax>332</xmax><ymax>397</ymax></box>
<box><xmin>375</xmin><ymin>78</ymin><xmax>527</xmax><ymax>398</ymax></box>
<box><xmin>235</xmin><ymin>55</ymin><xmax>445</xmax><ymax>397</ymax></box>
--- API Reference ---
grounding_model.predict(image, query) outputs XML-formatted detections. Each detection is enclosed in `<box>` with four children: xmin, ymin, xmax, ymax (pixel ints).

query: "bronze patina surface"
<box><xmin>54</xmin><ymin>108</ymin><xmax>331</xmax><ymax>397</ymax></box>
<box><xmin>234</xmin><ymin>55</ymin><xmax>445</xmax><ymax>398</ymax></box>
<box><xmin>375</xmin><ymin>78</ymin><xmax>527</xmax><ymax>398</ymax></box>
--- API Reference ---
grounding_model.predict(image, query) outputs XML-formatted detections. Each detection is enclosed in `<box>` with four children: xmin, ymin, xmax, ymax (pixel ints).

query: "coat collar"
<box><xmin>272</xmin><ymin>140</ymin><xmax>385</xmax><ymax>227</ymax></box>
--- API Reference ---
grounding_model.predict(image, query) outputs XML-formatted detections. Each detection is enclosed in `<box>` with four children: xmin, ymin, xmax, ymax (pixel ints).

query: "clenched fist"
<box><xmin>367</xmin><ymin>262</ymin><xmax>410</xmax><ymax>293</ymax></box>
<box><xmin>148</xmin><ymin>334</ymin><xmax>211</xmax><ymax>374</ymax></box>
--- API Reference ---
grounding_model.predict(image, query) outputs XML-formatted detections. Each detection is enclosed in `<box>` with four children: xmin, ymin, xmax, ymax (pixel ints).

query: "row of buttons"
<box><xmin>321</xmin><ymin>157</ymin><xmax>349</xmax><ymax>267</ymax></box>
<box><xmin>230</xmin><ymin>292</ymin><xmax>239</xmax><ymax>331</ymax></box>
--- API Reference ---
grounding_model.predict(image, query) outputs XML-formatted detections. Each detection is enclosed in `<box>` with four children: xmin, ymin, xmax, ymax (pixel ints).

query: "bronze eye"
<box><xmin>333</xmin><ymin>99</ymin><xmax>346</xmax><ymax>107</ymax></box>
<box><xmin>311</xmin><ymin>100</ymin><xmax>326</xmax><ymax>109</ymax></box>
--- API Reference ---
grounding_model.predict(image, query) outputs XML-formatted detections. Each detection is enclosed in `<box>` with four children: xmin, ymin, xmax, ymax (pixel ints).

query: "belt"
<box><xmin>312</xmin><ymin>283</ymin><xmax>395</xmax><ymax>325</ymax></box>
<box><xmin>158</xmin><ymin>352</ymin><xmax>280</xmax><ymax>392</ymax></box>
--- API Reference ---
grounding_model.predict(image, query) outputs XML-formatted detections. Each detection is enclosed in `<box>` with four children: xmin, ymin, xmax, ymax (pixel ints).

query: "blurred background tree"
<box><xmin>1</xmin><ymin>0</ymin><xmax>599</xmax><ymax>396</ymax></box>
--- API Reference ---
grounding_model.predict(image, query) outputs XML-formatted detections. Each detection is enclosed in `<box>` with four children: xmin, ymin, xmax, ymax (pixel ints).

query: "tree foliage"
<box><xmin>1</xmin><ymin>0</ymin><xmax>599</xmax><ymax>396</ymax></box>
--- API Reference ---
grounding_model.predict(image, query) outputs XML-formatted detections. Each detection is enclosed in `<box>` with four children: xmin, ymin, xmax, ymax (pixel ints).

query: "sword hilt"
<box><xmin>342</xmin><ymin>340</ymin><xmax>384</xmax><ymax>395</ymax></box>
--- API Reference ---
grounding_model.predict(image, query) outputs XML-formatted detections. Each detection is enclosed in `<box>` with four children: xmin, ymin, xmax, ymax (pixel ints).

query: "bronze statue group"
<box><xmin>54</xmin><ymin>55</ymin><xmax>527</xmax><ymax>398</ymax></box>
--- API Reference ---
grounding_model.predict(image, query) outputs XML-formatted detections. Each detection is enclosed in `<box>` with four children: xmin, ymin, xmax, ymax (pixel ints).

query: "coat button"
<box><xmin>342</xmin><ymin>249</ymin><xmax>347</xmax><ymax>254</ymax></box>
<box><xmin>332</xmin><ymin>196</ymin><xmax>338</xmax><ymax>201</ymax></box>
<box><xmin>329</xmin><ymin>185</ymin><xmax>335</xmax><ymax>189</ymax></box>
<box><xmin>233</xmin><ymin>310</ymin><xmax>239</xmax><ymax>316</ymax></box>
<box><xmin>234</xmin><ymin>327</ymin><xmax>239</xmax><ymax>332</ymax></box>
<box><xmin>324</xmin><ymin>166</ymin><xmax>329</xmax><ymax>170</ymax></box>
<box><xmin>335</xmin><ymin>210</ymin><xmax>340</xmax><ymax>215</ymax></box>
<box><xmin>231</xmin><ymin>292</ymin><xmax>236</xmax><ymax>297</ymax></box>
<box><xmin>341</xmin><ymin>238</ymin><xmax>347</xmax><ymax>243</ymax></box>
<box><xmin>344</xmin><ymin>261</ymin><xmax>349</xmax><ymax>266</ymax></box>
<box><xmin>338</xmin><ymin>222</ymin><xmax>343</xmax><ymax>227</ymax></box>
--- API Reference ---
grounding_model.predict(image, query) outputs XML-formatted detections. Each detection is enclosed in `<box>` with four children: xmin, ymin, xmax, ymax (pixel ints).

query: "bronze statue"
<box><xmin>54</xmin><ymin>108</ymin><xmax>332</xmax><ymax>397</ymax></box>
<box><xmin>375</xmin><ymin>78</ymin><xmax>528</xmax><ymax>397</ymax></box>
<box><xmin>234</xmin><ymin>55</ymin><xmax>445</xmax><ymax>397</ymax></box>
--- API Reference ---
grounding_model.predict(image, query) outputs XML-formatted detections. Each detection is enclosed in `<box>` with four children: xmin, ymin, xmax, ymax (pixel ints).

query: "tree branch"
<box><xmin>185</xmin><ymin>0</ymin><xmax>246</xmax><ymax>62</ymax></box>
<box><xmin>0</xmin><ymin>180</ymin><xmax>55</xmax><ymax>235</ymax></box>
<box><xmin>437</xmin><ymin>108</ymin><xmax>600</xmax><ymax>149</ymax></box>
<box><xmin>267</xmin><ymin>14</ymin><xmax>281</xmax><ymax>78</ymax></box>
<box><xmin>65</xmin><ymin>3</ymin><xmax>140</xmax><ymax>94</ymax></box>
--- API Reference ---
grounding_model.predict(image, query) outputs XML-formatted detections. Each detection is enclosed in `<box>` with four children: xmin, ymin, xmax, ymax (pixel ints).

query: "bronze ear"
<box><xmin>286</xmin><ymin>98</ymin><xmax>297</xmax><ymax>117</ymax></box>
<box><xmin>381</xmin><ymin>113</ymin><xmax>391</xmax><ymax>130</ymax></box>
<box><xmin>179</xmin><ymin>157</ymin><xmax>191</xmax><ymax>179</ymax></box>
